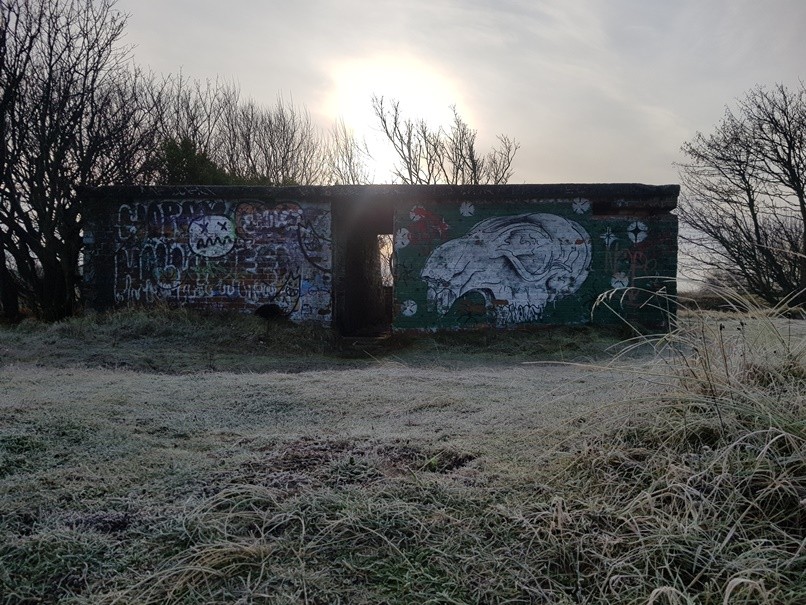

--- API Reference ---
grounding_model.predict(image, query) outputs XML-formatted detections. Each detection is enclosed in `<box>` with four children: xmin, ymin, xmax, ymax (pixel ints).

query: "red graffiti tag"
<box><xmin>408</xmin><ymin>206</ymin><xmax>450</xmax><ymax>244</ymax></box>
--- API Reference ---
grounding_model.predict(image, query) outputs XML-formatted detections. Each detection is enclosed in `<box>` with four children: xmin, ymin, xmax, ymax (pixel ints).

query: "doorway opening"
<box><xmin>332</xmin><ymin>200</ymin><xmax>394</xmax><ymax>336</ymax></box>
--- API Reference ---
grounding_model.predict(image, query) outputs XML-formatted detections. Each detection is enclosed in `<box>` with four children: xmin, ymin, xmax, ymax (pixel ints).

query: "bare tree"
<box><xmin>326</xmin><ymin>118</ymin><xmax>372</xmax><ymax>185</ymax></box>
<box><xmin>150</xmin><ymin>75</ymin><xmax>242</xmax><ymax>185</ymax></box>
<box><xmin>209</xmin><ymin>92</ymin><xmax>327</xmax><ymax>185</ymax></box>
<box><xmin>155</xmin><ymin>78</ymin><xmax>360</xmax><ymax>187</ymax></box>
<box><xmin>252</xmin><ymin>95</ymin><xmax>327</xmax><ymax>185</ymax></box>
<box><xmin>679</xmin><ymin>83</ymin><xmax>806</xmax><ymax>306</ymax></box>
<box><xmin>0</xmin><ymin>0</ymin><xmax>163</xmax><ymax>320</ymax></box>
<box><xmin>372</xmin><ymin>95</ymin><xmax>519</xmax><ymax>185</ymax></box>
<box><xmin>370</xmin><ymin>96</ymin><xmax>520</xmax><ymax>286</ymax></box>
<box><xmin>0</xmin><ymin>0</ymin><xmax>39</xmax><ymax>318</ymax></box>
<box><xmin>156</xmin><ymin>73</ymin><xmax>232</xmax><ymax>158</ymax></box>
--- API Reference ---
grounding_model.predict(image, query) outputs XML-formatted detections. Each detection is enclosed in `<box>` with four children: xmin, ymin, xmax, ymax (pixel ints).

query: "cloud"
<box><xmin>116</xmin><ymin>0</ymin><xmax>806</xmax><ymax>184</ymax></box>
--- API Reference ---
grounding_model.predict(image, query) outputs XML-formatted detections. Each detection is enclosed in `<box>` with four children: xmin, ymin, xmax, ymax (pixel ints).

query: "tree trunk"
<box><xmin>40</xmin><ymin>261</ymin><xmax>71</xmax><ymax>321</ymax></box>
<box><xmin>0</xmin><ymin>260</ymin><xmax>20</xmax><ymax>320</ymax></box>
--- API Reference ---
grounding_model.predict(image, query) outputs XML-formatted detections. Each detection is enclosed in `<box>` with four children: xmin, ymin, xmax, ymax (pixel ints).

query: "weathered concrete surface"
<box><xmin>83</xmin><ymin>184</ymin><xmax>678</xmax><ymax>333</ymax></box>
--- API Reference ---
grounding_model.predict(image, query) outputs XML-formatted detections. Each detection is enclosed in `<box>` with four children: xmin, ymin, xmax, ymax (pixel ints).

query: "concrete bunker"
<box><xmin>82</xmin><ymin>183</ymin><xmax>679</xmax><ymax>334</ymax></box>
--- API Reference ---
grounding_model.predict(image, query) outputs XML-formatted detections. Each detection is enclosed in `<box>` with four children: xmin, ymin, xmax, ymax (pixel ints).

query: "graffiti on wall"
<box><xmin>602</xmin><ymin>220</ymin><xmax>662</xmax><ymax>304</ymax></box>
<box><xmin>392</xmin><ymin>196</ymin><xmax>676</xmax><ymax>330</ymax></box>
<box><xmin>419</xmin><ymin>213</ymin><xmax>592</xmax><ymax>326</ymax></box>
<box><xmin>113</xmin><ymin>199</ymin><xmax>332</xmax><ymax>322</ymax></box>
<box><xmin>188</xmin><ymin>215</ymin><xmax>236</xmax><ymax>257</ymax></box>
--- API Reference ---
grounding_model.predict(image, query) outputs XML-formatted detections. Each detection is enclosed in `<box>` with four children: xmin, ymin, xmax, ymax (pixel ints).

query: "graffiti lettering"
<box><xmin>236</xmin><ymin>202</ymin><xmax>303</xmax><ymax>236</ymax></box>
<box><xmin>113</xmin><ymin>200</ymin><xmax>332</xmax><ymax>322</ymax></box>
<box><xmin>493</xmin><ymin>303</ymin><xmax>546</xmax><ymax>325</ymax></box>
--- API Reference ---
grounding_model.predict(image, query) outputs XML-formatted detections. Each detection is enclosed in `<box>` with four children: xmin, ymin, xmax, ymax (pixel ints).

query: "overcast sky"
<box><xmin>116</xmin><ymin>0</ymin><xmax>806</xmax><ymax>185</ymax></box>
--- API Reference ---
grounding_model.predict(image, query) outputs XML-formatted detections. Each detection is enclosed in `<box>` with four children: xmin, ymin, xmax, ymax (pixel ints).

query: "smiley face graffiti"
<box><xmin>188</xmin><ymin>216</ymin><xmax>236</xmax><ymax>257</ymax></box>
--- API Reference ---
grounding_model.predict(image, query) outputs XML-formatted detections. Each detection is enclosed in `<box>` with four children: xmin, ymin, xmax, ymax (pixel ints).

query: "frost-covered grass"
<box><xmin>0</xmin><ymin>306</ymin><xmax>621</xmax><ymax>373</ymax></box>
<box><xmin>1</xmin><ymin>301</ymin><xmax>804</xmax><ymax>604</ymax></box>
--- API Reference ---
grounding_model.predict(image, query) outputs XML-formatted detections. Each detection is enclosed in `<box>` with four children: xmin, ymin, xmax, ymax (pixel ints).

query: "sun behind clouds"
<box><xmin>325</xmin><ymin>54</ymin><xmax>469</xmax><ymax>181</ymax></box>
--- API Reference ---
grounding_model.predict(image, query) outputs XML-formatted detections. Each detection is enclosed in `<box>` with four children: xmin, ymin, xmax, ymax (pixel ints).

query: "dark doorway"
<box><xmin>331</xmin><ymin>198</ymin><xmax>394</xmax><ymax>336</ymax></box>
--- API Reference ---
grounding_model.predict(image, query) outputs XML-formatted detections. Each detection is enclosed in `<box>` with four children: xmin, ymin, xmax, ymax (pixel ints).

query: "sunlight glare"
<box><xmin>326</xmin><ymin>54</ymin><xmax>468</xmax><ymax>182</ymax></box>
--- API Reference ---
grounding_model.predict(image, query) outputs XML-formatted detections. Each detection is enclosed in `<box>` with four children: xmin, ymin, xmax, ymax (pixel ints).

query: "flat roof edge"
<box><xmin>80</xmin><ymin>183</ymin><xmax>680</xmax><ymax>208</ymax></box>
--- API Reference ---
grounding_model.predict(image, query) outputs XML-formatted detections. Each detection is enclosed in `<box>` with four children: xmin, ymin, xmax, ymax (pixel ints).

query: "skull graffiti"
<box><xmin>420</xmin><ymin>213</ymin><xmax>592</xmax><ymax>323</ymax></box>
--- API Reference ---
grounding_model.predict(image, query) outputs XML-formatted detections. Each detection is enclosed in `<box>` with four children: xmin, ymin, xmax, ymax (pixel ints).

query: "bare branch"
<box><xmin>327</xmin><ymin>118</ymin><xmax>372</xmax><ymax>185</ymax></box>
<box><xmin>678</xmin><ymin>82</ymin><xmax>806</xmax><ymax>305</ymax></box>
<box><xmin>372</xmin><ymin>95</ymin><xmax>519</xmax><ymax>185</ymax></box>
<box><xmin>1</xmin><ymin>0</ymin><xmax>161</xmax><ymax>319</ymax></box>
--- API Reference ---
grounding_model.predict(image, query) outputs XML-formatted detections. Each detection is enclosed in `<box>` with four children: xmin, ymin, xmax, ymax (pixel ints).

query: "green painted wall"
<box><xmin>391</xmin><ymin>198</ymin><xmax>677</xmax><ymax>331</ymax></box>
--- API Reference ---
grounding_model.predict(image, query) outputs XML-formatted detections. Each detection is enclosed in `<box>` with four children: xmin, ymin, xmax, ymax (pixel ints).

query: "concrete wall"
<box><xmin>390</xmin><ymin>185</ymin><xmax>678</xmax><ymax>331</ymax></box>
<box><xmin>83</xmin><ymin>187</ymin><xmax>333</xmax><ymax>322</ymax></box>
<box><xmin>83</xmin><ymin>184</ymin><xmax>678</xmax><ymax>332</ymax></box>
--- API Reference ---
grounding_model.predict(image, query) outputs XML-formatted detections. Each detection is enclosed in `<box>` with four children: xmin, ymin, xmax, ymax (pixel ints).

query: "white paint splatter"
<box><xmin>394</xmin><ymin>228</ymin><xmax>410</xmax><ymax>249</ymax></box>
<box><xmin>627</xmin><ymin>221</ymin><xmax>648</xmax><ymax>244</ymax></box>
<box><xmin>572</xmin><ymin>198</ymin><xmax>591</xmax><ymax>214</ymax></box>
<box><xmin>409</xmin><ymin>206</ymin><xmax>424</xmax><ymax>221</ymax></box>
<box><xmin>611</xmin><ymin>272</ymin><xmax>630</xmax><ymax>288</ymax></box>
<box><xmin>400</xmin><ymin>299</ymin><xmax>418</xmax><ymax>316</ymax></box>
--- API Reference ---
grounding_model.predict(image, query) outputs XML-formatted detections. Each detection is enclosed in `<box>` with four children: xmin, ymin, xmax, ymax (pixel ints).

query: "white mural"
<box><xmin>420</xmin><ymin>213</ymin><xmax>592</xmax><ymax>324</ymax></box>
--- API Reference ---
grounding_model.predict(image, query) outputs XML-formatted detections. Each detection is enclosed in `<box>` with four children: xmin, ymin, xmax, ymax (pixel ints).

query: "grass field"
<box><xmin>1</xmin><ymin>302</ymin><xmax>804</xmax><ymax>604</ymax></box>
